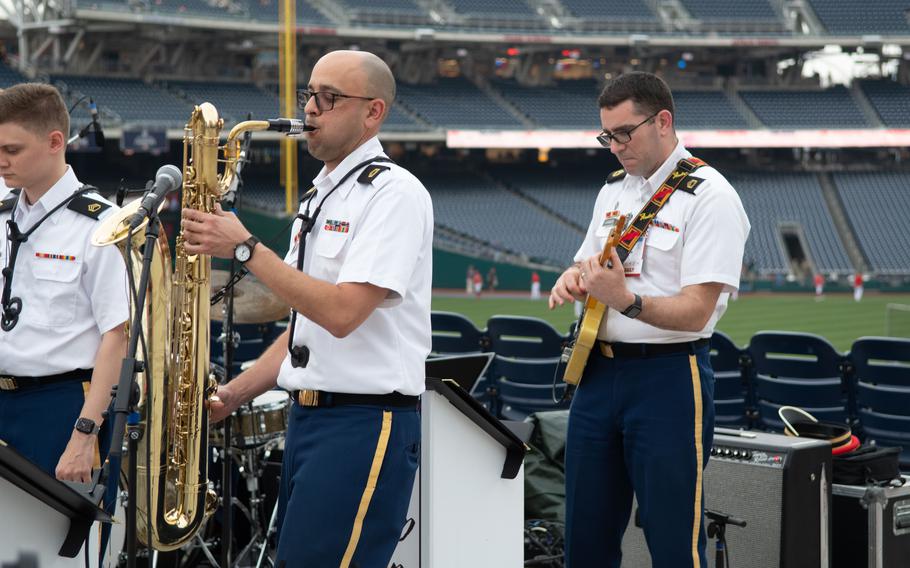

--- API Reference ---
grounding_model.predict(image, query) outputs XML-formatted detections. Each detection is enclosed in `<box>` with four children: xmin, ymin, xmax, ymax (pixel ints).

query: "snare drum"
<box><xmin>232</xmin><ymin>390</ymin><xmax>290</xmax><ymax>447</ymax></box>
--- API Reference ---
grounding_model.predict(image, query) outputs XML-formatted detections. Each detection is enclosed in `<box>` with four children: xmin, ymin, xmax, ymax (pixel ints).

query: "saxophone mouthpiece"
<box><xmin>266</xmin><ymin>118</ymin><xmax>314</xmax><ymax>136</ymax></box>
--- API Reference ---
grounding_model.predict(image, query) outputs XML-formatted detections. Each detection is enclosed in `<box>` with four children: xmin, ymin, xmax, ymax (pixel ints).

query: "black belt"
<box><xmin>292</xmin><ymin>389</ymin><xmax>418</xmax><ymax>408</ymax></box>
<box><xmin>598</xmin><ymin>338</ymin><xmax>710</xmax><ymax>359</ymax></box>
<box><xmin>0</xmin><ymin>369</ymin><xmax>93</xmax><ymax>391</ymax></box>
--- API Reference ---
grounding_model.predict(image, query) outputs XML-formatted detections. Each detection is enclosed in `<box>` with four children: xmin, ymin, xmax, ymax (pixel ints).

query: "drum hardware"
<box><xmin>211</xmin><ymin>270</ymin><xmax>290</xmax><ymax>325</ymax></box>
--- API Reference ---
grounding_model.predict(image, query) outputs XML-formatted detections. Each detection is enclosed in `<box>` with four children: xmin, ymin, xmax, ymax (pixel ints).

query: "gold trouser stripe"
<box><xmin>688</xmin><ymin>354</ymin><xmax>704</xmax><ymax>568</ymax></box>
<box><xmin>340</xmin><ymin>410</ymin><xmax>393</xmax><ymax>568</ymax></box>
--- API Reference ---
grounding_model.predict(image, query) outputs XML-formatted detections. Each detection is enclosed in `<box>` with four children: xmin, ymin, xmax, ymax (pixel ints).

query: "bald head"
<box><xmin>317</xmin><ymin>50</ymin><xmax>396</xmax><ymax>120</ymax></box>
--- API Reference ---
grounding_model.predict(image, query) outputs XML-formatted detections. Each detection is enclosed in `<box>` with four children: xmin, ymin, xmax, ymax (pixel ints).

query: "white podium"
<box><xmin>0</xmin><ymin>444</ymin><xmax>111</xmax><ymax>567</ymax></box>
<box><xmin>391</xmin><ymin>355</ymin><xmax>527</xmax><ymax>568</ymax></box>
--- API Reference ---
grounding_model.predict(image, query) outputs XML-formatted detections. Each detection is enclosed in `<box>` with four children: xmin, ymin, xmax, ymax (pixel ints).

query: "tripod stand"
<box><xmin>705</xmin><ymin>509</ymin><xmax>747</xmax><ymax>568</ymax></box>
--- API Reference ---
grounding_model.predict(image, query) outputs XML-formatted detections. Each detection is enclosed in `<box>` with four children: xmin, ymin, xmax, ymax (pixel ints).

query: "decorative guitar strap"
<box><xmin>615</xmin><ymin>157</ymin><xmax>707</xmax><ymax>263</ymax></box>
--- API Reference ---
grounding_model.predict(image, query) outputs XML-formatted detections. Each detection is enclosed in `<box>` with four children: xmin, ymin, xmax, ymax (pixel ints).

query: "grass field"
<box><xmin>431</xmin><ymin>292</ymin><xmax>910</xmax><ymax>352</ymax></box>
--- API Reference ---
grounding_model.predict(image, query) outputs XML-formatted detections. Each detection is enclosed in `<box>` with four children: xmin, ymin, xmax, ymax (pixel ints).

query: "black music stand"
<box><xmin>0</xmin><ymin>443</ymin><xmax>111</xmax><ymax>558</ymax></box>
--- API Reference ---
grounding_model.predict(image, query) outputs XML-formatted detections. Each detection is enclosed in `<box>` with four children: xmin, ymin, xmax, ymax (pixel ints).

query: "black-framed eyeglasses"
<box><xmin>596</xmin><ymin>112</ymin><xmax>660</xmax><ymax>147</ymax></box>
<box><xmin>297</xmin><ymin>89</ymin><xmax>375</xmax><ymax>112</ymax></box>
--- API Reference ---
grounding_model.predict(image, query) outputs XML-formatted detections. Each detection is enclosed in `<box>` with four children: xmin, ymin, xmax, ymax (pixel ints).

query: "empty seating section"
<box><xmin>168</xmin><ymin>81</ymin><xmax>280</xmax><ymax>124</ymax></box>
<box><xmin>448</xmin><ymin>0</ymin><xmax>536</xmax><ymax>17</ymax></box>
<box><xmin>561</xmin><ymin>0</ymin><xmax>654</xmax><ymax>20</ymax></box>
<box><xmin>680</xmin><ymin>0</ymin><xmax>778</xmax><ymax>21</ymax></box>
<box><xmin>0</xmin><ymin>63</ymin><xmax>27</xmax><ymax>87</ymax></box>
<box><xmin>240</xmin><ymin>177</ymin><xmax>286</xmax><ymax>214</ymax></box>
<box><xmin>148</xmin><ymin>0</ymin><xmax>230</xmax><ymax>18</ymax></box>
<box><xmin>426</xmin><ymin>171</ymin><xmax>582</xmax><ymax>265</ymax></box>
<box><xmin>833</xmin><ymin>172</ymin><xmax>910</xmax><ymax>274</ymax></box>
<box><xmin>492</xmin><ymin>79</ymin><xmax>599</xmax><ymax>129</ymax></box>
<box><xmin>383</xmin><ymin>105</ymin><xmax>429</xmax><ymax>132</ymax></box>
<box><xmin>673</xmin><ymin>91</ymin><xmax>750</xmax><ymax>130</ymax></box>
<box><xmin>739</xmin><ymin>88</ymin><xmax>869</xmax><ymax>129</ymax></box>
<box><xmin>54</xmin><ymin>75</ymin><xmax>193</xmax><ymax>126</ymax></box>
<box><xmin>396</xmin><ymin>78</ymin><xmax>523</xmax><ymax>130</ymax></box>
<box><xmin>246</xmin><ymin>0</ymin><xmax>331</xmax><ymax>24</ymax></box>
<box><xmin>808</xmin><ymin>0</ymin><xmax>910</xmax><ymax>34</ymax></box>
<box><xmin>490</xmin><ymin>165</ymin><xmax>602</xmax><ymax>228</ymax></box>
<box><xmin>732</xmin><ymin>173</ymin><xmax>852</xmax><ymax>274</ymax></box>
<box><xmin>860</xmin><ymin>80</ymin><xmax>910</xmax><ymax>127</ymax></box>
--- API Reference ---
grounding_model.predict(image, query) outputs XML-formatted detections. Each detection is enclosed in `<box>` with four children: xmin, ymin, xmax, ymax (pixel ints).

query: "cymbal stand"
<box><xmin>232</xmin><ymin>440</ymin><xmax>280</xmax><ymax>567</ymax></box>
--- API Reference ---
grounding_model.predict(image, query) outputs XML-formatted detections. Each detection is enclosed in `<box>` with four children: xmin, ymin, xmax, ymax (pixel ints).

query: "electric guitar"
<box><xmin>561</xmin><ymin>215</ymin><xmax>627</xmax><ymax>385</ymax></box>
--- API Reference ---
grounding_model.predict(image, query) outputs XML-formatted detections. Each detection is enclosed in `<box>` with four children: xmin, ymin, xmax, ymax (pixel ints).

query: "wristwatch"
<box><xmin>621</xmin><ymin>293</ymin><xmax>643</xmax><ymax>319</ymax></box>
<box><xmin>74</xmin><ymin>417</ymin><xmax>99</xmax><ymax>436</ymax></box>
<box><xmin>233</xmin><ymin>235</ymin><xmax>260</xmax><ymax>264</ymax></box>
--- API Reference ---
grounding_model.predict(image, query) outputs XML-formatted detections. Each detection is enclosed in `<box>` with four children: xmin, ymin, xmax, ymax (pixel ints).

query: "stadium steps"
<box><xmin>787</xmin><ymin>0</ymin><xmax>826</xmax><ymax>35</ymax></box>
<box><xmin>414</xmin><ymin>0</ymin><xmax>461</xmax><ymax>22</ymax></box>
<box><xmin>472</xmin><ymin>78</ymin><xmax>536</xmax><ymax>130</ymax></box>
<box><xmin>726</xmin><ymin>83</ymin><xmax>765</xmax><ymax>130</ymax></box>
<box><xmin>435</xmin><ymin>223</ymin><xmax>531</xmax><ymax>264</ymax></box>
<box><xmin>816</xmin><ymin>172</ymin><xmax>869</xmax><ymax>273</ymax></box>
<box><xmin>849</xmin><ymin>82</ymin><xmax>884</xmax><ymax>129</ymax></box>
<box><xmin>482</xmin><ymin>170</ymin><xmax>586</xmax><ymax>236</ymax></box>
<box><xmin>647</xmin><ymin>0</ymin><xmax>694</xmax><ymax>30</ymax></box>
<box><xmin>306</xmin><ymin>0</ymin><xmax>348</xmax><ymax>24</ymax></box>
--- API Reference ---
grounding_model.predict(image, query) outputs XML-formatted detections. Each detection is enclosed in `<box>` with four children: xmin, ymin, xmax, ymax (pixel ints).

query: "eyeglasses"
<box><xmin>297</xmin><ymin>89</ymin><xmax>375</xmax><ymax>112</ymax></box>
<box><xmin>596</xmin><ymin>112</ymin><xmax>659</xmax><ymax>147</ymax></box>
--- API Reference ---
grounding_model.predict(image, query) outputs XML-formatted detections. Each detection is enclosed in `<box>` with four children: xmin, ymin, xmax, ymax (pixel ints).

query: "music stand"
<box><xmin>0</xmin><ymin>443</ymin><xmax>111</xmax><ymax>562</ymax></box>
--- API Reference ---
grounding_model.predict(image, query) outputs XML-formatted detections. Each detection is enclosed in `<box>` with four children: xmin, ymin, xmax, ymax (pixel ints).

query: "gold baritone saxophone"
<box><xmin>91</xmin><ymin>103</ymin><xmax>307</xmax><ymax>549</ymax></box>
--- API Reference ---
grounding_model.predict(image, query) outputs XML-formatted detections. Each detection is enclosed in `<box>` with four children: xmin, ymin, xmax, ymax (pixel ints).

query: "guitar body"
<box><xmin>562</xmin><ymin>216</ymin><xmax>627</xmax><ymax>385</ymax></box>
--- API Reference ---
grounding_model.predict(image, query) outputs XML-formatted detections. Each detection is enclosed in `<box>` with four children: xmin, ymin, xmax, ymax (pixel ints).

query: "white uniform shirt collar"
<box><xmin>637</xmin><ymin>140</ymin><xmax>691</xmax><ymax>198</ymax></box>
<box><xmin>312</xmin><ymin>136</ymin><xmax>385</xmax><ymax>201</ymax></box>
<box><xmin>15</xmin><ymin>166</ymin><xmax>79</xmax><ymax>226</ymax></box>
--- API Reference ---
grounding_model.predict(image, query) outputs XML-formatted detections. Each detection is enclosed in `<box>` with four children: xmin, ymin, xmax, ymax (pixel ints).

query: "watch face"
<box><xmin>235</xmin><ymin>244</ymin><xmax>251</xmax><ymax>263</ymax></box>
<box><xmin>75</xmin><ymin>417</ymin><xmax>96</xmax><ymax>434</ymax></box>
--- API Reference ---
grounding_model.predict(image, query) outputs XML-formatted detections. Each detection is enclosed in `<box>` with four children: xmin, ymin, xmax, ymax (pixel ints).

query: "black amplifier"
<box><xmin>622</xmin><ymin>428</ymin><xmax>832</xmax><ymax>568</ymax></box>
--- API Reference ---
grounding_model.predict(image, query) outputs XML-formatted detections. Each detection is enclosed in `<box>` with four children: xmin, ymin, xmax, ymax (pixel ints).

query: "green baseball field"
<box><xmin>431</xmin><ymin>293</ymin><xmax>910</xmax><ymax>352</ymax></box>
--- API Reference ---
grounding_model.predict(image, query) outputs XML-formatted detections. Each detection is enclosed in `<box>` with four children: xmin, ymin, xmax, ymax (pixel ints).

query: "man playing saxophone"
<box><xmin>182</xmin><ymin>50</ymin><xmax>432</xmax><ymax>568</ymax></box>
<box><xmin>0</xmin><ymin>83</ymin><xmax>129</xmax><ymax>484</ymax></box>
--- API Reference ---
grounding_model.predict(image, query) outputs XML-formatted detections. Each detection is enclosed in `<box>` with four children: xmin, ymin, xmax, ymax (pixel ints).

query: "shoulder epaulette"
<box><xmin>606</xmin><ymin>169</ymin><xmax>626</xmax><ymax>184</ymax></box>
<box><xmin>357</xmin><ymin>164</ymin><xmax>391</xmax><ymax>185</ymax></box>
<box><xmin>67</xmin><ymin>194</ymin><xmax>111</xmax><ymax>220</ymax></box>
<box><xmin>0</xmin><ymin>189</ymin><xmax>20</xmax><ymax>214</ymax></box>
<box><xmin>677</xmin><ymin>176</ymin><xmax>705</xmax><ymax>195</ymax></box>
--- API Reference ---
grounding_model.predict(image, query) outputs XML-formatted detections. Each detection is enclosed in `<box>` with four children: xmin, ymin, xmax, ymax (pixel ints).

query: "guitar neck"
<box><xmin>599</xmin><ymin>215</ymin><xmax>627</xmax><ymax>265</ymax></box>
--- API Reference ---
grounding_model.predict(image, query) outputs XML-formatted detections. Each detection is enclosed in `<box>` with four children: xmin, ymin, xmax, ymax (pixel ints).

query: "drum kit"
<box><xmin>109</xmin><ymin>270</ymin><xmax>292</xmax><ymax>567</ymax></box>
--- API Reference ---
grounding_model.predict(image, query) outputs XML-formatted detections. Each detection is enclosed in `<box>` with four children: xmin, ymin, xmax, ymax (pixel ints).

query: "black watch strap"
<box><xmin>621</xmin><ymin>293</ymin><xmax>643</xmax><ymax>319</ymax></box>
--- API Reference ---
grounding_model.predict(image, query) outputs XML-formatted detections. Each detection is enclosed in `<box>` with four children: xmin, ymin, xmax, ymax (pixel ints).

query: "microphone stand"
<box><xmin>705</xmin><ymin>509</ymin><xmax>747</xmax><ymax>568</ymax></box>
<box><xmin>219</xmin><ymin>120</ymin><xmax>252</xmax><ymax>568</ymax></box>
<box><xmin>103</xmin><ymin>212</ymin><xmax>162</xmax><ymax>568</ymax></box>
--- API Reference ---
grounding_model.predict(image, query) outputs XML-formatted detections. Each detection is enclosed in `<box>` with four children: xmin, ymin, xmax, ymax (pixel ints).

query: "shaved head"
<box><xmin>317</xmin><ymin>50</ymin><xmax>396</xmax><ymax>120</ymax></box>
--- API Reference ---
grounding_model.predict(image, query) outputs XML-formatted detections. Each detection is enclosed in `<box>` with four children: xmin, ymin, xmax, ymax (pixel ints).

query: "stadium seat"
<box><xmin>849</xmin><ymin>337</ymin><xmax>910</xmax><ymax>470</ymax></box>
<box><xmin>488</xmin><ymin>355</ymin><xmax>568</xmax><ymax>421</ymax></box>
<box><xmin>430</xmin><ymin>311</ymin><xmax>487</xmax><ymax>356</ymax></box>
<box><xmin>486</xmin><ymin>315</ymin><xmax>566</xmax><ymax>359</ymax></box>
<box><xmin>710</xmin><ymin>331</ymin><xmax>751</xmax><ymax>428</ymax></box>
<box><xmin>748</xmin><ymin>331</ymin><xmax>850</xmax><ymax>431</ymax></box>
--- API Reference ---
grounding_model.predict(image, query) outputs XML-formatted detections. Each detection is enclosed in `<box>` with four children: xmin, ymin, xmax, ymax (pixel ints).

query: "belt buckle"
<box><xmin>0</xmin><ymin>376</ymin><xmax>17</xmax><ymax>391</ymax></box>
<box><xmin>298</xmin><ymin>389</ymin><xmax>319</xmax><ymax>407</ymax></box>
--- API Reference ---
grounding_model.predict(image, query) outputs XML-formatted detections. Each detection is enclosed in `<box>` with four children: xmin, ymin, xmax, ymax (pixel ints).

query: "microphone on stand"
<box><xmin>128</xmin><ymin>165</ymin><xmax>183</xmax><ymax>229</ymax></box>
<box><xmin>89</xmin><ymin>99</ymin><xmax>105</xmax><ymax>147</ymax></box>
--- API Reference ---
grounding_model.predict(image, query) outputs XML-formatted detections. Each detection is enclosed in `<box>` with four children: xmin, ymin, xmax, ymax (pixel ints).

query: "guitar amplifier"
<box><xmin>622</xmin><ymin>429</ymin><xmax>832</xmax><ymax>568</ymax></box>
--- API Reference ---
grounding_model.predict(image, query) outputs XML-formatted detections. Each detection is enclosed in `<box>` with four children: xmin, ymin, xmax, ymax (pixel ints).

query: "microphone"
<box><xmin>89</xmin><ymin>99</ymin><xmax>105</xmax><ymax>147</ymax></box>
<box><xmin>266</xmin><ymin>118</ymin><xmax>315</xmax><ymax>135</ymax></box>
<box><xmin>128</xmin><ymin>165</ymin><xmax>183</xmax><ymax>229</ymax></box>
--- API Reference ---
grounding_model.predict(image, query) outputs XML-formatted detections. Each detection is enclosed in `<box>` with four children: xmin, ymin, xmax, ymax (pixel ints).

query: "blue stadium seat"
<box><xmin>430</xmin><ymin>311</ymin><xmax>487</xmax><ymax>355</ymax></box>
<box><xmin>748</xmin><ymin>331</ymin><xmax>850</xmax><ymax>431</ymax></box>
<box><xmin>808</xmin><ymin>0</ymin><xmax>910</xmax><ymax>34</ymax></box>
<box><xmin>739</xmin><ymin>87</ymin><xmax>870</xmax><ymax>129</ymax></box>
<box><xmin>833</xmin><ymin>172</ymin><xmax>910</xmax><ymax>274</ymax></box>
<box><xmin>395</xmin><ymin>78</ymin><xmax>523</xmax><ymax>130</ymax></box>
<box><xmin>680</xmin><ymin>0</ymin><xmax>778</xmax><ymax>21</ymax></box>
<box><xmin>860</xmin><ymin>80</ymin><xmax>910</xmax><ymax>127</ymax></box>
<box><xmin>710</xmin><ymin>331</ymin><xmax>750</xmax><ymax>428</ymax></box>
<box><xmin>849</xmin><ymin>337</ymin><xmax>910</xmax><ymax>469</ymax></box>
<box><xmin>54</xmin><ymin>75</ymin><xmax>193</xmax><ymax>127</ymax></box>
<box><xmin>486</xmin><ymin>315</ymin><xmax>566</xmax><ymax>359</ymax></box>
<box><xmin>0</xmin><ymin>62</ymin><xmax>27</xmax><ymax>88</ymax></box>
<box><xmin>488</xmin><ymin>355</ymin><xmax>568</xmax><ymax>420</ymax></box>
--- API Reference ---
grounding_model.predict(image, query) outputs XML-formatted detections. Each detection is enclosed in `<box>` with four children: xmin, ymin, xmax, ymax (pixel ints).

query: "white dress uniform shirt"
<box><xmin>0</xmin><ymin>167</ymin><xmax>130</xmax><ymax>375</ymax></box>
<box><xmin>277</xmin><ymin>137</ymin><xmax>433</xmax><ymax>396</ymax></box>
<box><xmin>575</xmin><ymin>141</ymin><xmax>750</xmax><ymax>344</ymax></box>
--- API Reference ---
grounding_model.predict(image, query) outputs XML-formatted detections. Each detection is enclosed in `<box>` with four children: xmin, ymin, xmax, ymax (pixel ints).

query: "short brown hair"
<box><xmin>598</xmin><ymin>71</ymin><xmax>675</xmax><ymax>119</ymax></box>
<box><xmin>0</xmin><ymin>83</ymin><xmax>69</xmax><ymax>136</ymax></box>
